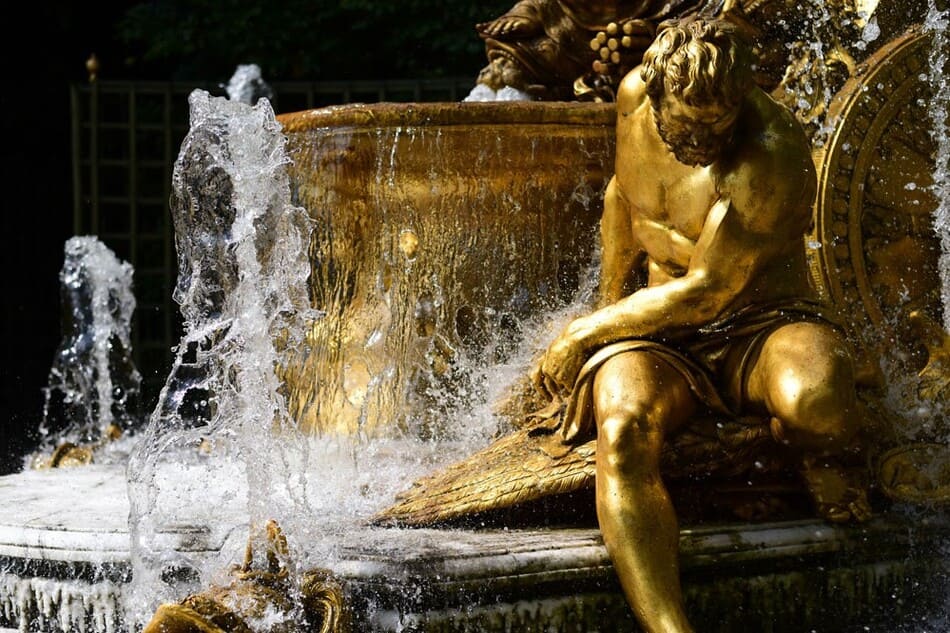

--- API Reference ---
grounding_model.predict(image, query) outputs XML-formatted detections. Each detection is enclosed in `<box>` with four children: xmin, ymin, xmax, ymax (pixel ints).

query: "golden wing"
<box><xmin>372</xmin><ymin>412</ymin><xmax>777</xmax><ymax>527</ymax></box>
<box><xmin>372</xmin><ymin>425</ymin><xmax>597</xmax><ymax>527</ymax></box>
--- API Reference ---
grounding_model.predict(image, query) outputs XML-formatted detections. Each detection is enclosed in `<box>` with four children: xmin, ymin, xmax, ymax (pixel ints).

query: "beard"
<box><xmin>656</xmin><ymin>117</ymin><xmax>731</xmax><ymax>167</ymax></box>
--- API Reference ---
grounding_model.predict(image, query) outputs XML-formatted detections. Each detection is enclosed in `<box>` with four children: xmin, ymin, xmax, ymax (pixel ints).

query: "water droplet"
<box><xmin>861</xmin><ymin>16</ymin><xmax>881</xmax><ymax>42</ymax></box>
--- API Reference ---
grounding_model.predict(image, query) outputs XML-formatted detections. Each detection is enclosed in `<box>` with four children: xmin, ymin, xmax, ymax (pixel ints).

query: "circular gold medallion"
<box><xmin>812</xmin><ymin>27</ymin><xmax>942</xmax><ymax>370</ymax></box>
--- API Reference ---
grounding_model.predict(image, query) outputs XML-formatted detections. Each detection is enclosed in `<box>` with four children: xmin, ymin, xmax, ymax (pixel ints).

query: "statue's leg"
<box><xmin>743</xmin><ymin>321</ymin><xmax>871</xmax><ymax>521</ymax></box>
<box><xmin>592</xmin><ymin>351</ymin><xmax>698</xmax><ymax>633</ymax></box>
<box><xmin>745</xmin><ymin>321</ymin><xmax>856</xmax><ymax>452</ymax></box>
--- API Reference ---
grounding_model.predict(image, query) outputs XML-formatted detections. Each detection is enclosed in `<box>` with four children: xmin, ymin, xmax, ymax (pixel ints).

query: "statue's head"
<box><xmin>640</xmin><ymin>18</ymin><xmax>753</xmax><ymax>167</ymax></box>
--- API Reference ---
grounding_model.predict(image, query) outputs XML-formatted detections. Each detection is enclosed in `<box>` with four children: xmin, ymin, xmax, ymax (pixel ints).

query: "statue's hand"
<box><xmin>533</xmin><ymin>321</ymin><xmax>589</xmax><ymax>399</ymax></box>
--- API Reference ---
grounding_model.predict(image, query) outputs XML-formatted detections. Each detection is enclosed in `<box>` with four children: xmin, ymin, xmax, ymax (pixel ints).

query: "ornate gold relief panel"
<box><xmin>812</xmin><ymin>28</ymin><xmax>942</xmax><ymax>373</ymax></box>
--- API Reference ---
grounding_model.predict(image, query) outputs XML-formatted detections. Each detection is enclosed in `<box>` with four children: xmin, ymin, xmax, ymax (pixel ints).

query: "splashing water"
<box><xmin>926</xmin><ymin>1</ymin><xmax>950</xmax><ymax>331</ymax></box>
<box><xmin>123</xmin><ymin>91</ymin><xmax>556</xmax><ymax>627</ymax></box>
<box><xmin>37</xmin><ymin>236</ymin><xmax>141</xmax><ymax>451</ymax></box>
<box><xmin>768</xmin><ymin>0</ymin><xmax>863</xmax><ymax>145</ymax></box>
<box><xmin>920</xmin><ymin>3</ymin><xmax>950</xmax><ymax>627</ymax></box>
<box><xmin>126</xmin><ymin>90</ymin><xmax>316</xmax><ymax>624</ymax></box>
<box><xmin>463</xmin><ymin>83</ymin><xmax>532</xmax><ymax>102</ymax></box>
<box><xmin>119</xmin><ymin>89</ymin><xmax>610</xmax><ymax>628</ymax></box>
<box><xmin>225</xmin><ymin>63</ymin><xmax>274</xmax><ymax>105</ymax></box>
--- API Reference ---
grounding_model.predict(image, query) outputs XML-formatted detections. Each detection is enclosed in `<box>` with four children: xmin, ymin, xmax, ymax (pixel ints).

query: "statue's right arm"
<box><xmin>598</xmin><ymin>176</ymin><xmax>646</xmax><ymax>307</ymax></box>
<box><xmin>598</xmin><ymin>71</ymin><xmax>648</xmax><ymax>308</ymax></box>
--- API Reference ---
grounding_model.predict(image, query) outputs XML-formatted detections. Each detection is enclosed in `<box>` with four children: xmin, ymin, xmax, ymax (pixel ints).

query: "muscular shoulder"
<box><xmin>717</xmin><ymin>90</ymin><xmax>816</xmax><ymax>236</ymax></box>
<box><xmin>616</xmin><ymin>70</ymin><xmax>648</xmax><ymax>117</ymax></box>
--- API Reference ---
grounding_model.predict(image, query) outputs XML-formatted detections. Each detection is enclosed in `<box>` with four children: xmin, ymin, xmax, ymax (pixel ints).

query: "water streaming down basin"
<box><xmin>276</xmin><ymin>100</ymin><xmax>614</xmax><ymax>438</ymax></box>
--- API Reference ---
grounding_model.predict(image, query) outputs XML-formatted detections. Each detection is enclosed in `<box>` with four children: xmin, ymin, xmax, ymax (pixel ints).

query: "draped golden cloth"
<box><xmin>543</xmin><ymin>300</ymin><xmax>841</xmax><ymax>444</ymax></box>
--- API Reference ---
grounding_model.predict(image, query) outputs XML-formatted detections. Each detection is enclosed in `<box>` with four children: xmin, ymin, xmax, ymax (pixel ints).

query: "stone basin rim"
<box><xmin>277</xmin><ymin>101</ymin><xmax>617</xmax><ymax>132</ymax></box>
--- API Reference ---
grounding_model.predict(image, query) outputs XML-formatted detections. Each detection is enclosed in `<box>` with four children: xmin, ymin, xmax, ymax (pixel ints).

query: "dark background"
<box><xmin>0</xmin><ymin>0</ymin><xmax>510</xmax><ymax>473</ymax></box>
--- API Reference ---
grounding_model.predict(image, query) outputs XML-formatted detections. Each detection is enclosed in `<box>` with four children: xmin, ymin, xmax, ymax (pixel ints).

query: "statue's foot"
<box><xmin>800</xmin><ymin>457</ymin><xmax>872</xmax><ymax>523</ymax></box>
<box><xmin>476</xmin><ymin>15</ymin><xmax>541</xmax><ymax>40</ymax></box>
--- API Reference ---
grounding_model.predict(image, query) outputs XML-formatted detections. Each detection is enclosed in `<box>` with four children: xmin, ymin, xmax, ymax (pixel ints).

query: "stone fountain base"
<box><xmin>1</xmin><ymin>466</ymin><xmax>947</xmax><ymax>632</ymax></box>
<box><xmin>339</xmin><ymin>516</ymin><xmax>950</xmax><ymax>632</ymax></box>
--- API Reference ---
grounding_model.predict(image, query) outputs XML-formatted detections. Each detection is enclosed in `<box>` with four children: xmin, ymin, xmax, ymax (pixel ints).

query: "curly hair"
<box><xmin>640</xmin><ymin>18</ymin><xmax>753</xmax><ymax>110</ymax></box>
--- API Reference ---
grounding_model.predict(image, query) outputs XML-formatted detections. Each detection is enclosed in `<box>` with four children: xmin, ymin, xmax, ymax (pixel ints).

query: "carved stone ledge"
<box><xmin>0</xmin><ymin>467</ymin><xmax>946</xmax><ymax>632</ymax></box>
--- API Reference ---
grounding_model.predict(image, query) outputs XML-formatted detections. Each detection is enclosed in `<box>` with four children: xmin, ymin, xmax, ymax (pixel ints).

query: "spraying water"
<box><xmin>121</xmin><ymin>86</ymin><xmax>610</xmax><ymax>627</ymax></box>
<box><xmin>37</xmin><ymin>236</ymin><xmax>141</xmax><ymax>452</ymax></box>
<box><xmin>919</xmin><ymin>3</ymin><xmax>950</xmax><ymax>626</ymax></box>
<box><xmin>926</xmin><ymin>0</ymin><xmax>950</xmax><ymax>332</ymax></box>
<box><xmin>121</xmin><ymin>90</ymin><xmax>515</xmax><ymax>627</ymax></box>
<box><xmin>126</xmin><ymin>90</ymin><xmax>316</xmax><ymax>625</ymax></box>
<box><xmin>763</xmin><ymin>0</ymin><xmax>864</xmax><ymax>146</ymax></box>
<box><xmin>225</xmin><ymin>63</ymin><xmax>274</xmax><ymax>105</ymax></box>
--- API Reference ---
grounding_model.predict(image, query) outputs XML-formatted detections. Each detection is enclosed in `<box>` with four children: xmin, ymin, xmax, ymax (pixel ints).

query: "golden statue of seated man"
<box><xmin>532</xmin><ymin>17</ymin><xmax>869</xmax><ymax>633</ymax></box>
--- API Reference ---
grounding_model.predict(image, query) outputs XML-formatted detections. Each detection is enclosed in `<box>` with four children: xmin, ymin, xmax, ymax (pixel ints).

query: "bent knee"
<box><xmin>759</xmin><ymin>326</ymin><xmax>857</xmax><ymax>451</ymax></box>
<box><xmin>770</xmin><ymin>379</ymin><xmax>857</xmax><ymax>452</ymax></box>
<box><xmin>597</xmin><ymin>412</ymin><xmax>665</xmax><ymax>473</ymax></box>
<box><xmin>592</xmin><ymin>353</ymin><xmax>695</xmax><ymax>469</ymax></box>
<box><xmin>598</xmin><ymin>409</ymin><xmax>665</xmax><ymax>450</ymax></box>
<box><xmin>594</xmin><ymin>391</ymin><xmax>682</xmax><ymax>458</ymax></box>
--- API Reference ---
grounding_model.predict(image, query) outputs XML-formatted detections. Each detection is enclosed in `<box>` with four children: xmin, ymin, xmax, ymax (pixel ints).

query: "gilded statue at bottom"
<box><xmin>380</xmin><ymin>16</ymin><xmax>872</xmax><ymax>633</ymax></box>
<box><xmin>531</xmin><ymin>17</ymin><xmax>866</xmax><ymax>632</ymax></box>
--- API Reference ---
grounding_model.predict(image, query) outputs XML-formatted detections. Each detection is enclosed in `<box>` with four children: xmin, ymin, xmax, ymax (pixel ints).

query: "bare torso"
<box><xmin>537</xmin><ymin>67</ymin><xmax>821</xmax><ymax>395</ymax></box>
<box><xmin>612</xmin><ymin>73</ymin><xmax>817</xmax><ymax>306</ymax></box>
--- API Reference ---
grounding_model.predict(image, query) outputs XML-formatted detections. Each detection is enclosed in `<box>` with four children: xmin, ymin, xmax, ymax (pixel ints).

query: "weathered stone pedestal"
<box><xmin>1</xmin><ymin>467</ymin><xmax>947</xmax><ymax>632</ymax></box>
<box><xmin>339</xmin><ymin>516</ymin><xmax>949</xmax><ymax>632</ymax></box>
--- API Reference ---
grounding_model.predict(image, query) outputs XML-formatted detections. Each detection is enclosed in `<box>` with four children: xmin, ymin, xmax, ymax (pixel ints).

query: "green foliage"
<box><xmin>117</xmin><ymin>0</ymin><xmax>513</xmax><ymax>80</ymax></box>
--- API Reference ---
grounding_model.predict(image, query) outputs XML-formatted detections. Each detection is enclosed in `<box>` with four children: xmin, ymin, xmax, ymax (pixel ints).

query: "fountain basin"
<box><xmin>275</xmin><ymin>102</ymin><xmax>615</xmax><ymax>435</ymax></box>
<box><xmin>0</xmin><ymin>465</ymin><xmax>947</xmax><ymax>632</ymax></box>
